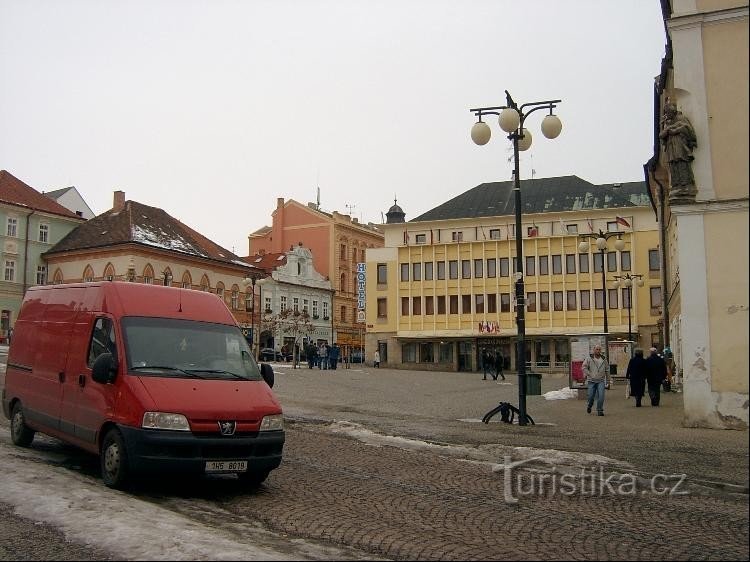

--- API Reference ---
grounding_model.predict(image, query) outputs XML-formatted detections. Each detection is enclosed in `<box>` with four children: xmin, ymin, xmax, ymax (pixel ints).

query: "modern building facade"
<box><xmin>645</xmin><ymin>0</ymin><xmax>748</xmax><ymax>428</ymax></box>
<box><xmin>249</xmin><ymin>197</ymin><xmax>383</xmax><ymax>353</ymax></box>
<box><xmin>366</xmin><ymin>176</ymin><xmax>662</xmax><ymax>373</ymax></box>
<box><xmin>43</xmin><ymin>190</ymin><xmax>259</xmax><ymax>333</ymax></box>
<box><xmin>0</xmin><ymin>170</ymin><xmax>87</xmax><ymax>341</ymax></box>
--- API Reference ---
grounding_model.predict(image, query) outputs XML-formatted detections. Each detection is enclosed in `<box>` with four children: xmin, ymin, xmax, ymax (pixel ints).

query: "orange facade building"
<box><xmin>249</xmin><ymin>198</ymin><xmax>384</xmax><ymax>350</ymax></box>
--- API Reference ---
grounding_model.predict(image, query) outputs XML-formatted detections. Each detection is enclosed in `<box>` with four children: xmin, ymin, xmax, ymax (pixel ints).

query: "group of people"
<box><xmin>480</xmin><ymin>349</ymin><xmax>505</xmax><ymax>381</ymax></box>
<box><xmin>584</xmin><ymin>345</ymin><xmax>672</xmax><ymax>416</ymax></box>
<box><xmin>304</xmin><ymin>342</ymin><xmax>341</xmax><ymax>370</ymax></box>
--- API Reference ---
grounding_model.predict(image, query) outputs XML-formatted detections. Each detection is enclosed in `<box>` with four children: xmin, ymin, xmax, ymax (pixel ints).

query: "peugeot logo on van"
<box><xmin>218</xmin><ymin>421</ymin><xmax>236</xmax><ymax>436</ymax></box>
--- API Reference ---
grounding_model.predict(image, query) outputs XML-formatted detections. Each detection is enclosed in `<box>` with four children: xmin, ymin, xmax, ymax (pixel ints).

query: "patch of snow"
<box><xmin>543</xmin><ymin>387</ymin><xmax>578</xmax><ymax>400</ymax></box>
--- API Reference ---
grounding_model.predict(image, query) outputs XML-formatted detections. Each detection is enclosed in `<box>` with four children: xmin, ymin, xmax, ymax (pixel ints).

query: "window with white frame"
<box><xmin>451</xmin><ymin>231</ymin><xmax>463</xmax><ymax>242</ymax></box>
<box><xmin>36</xmin><ymin>265</ymin><xmax>47</xmax><ymax>285</ymax></box>
<box><xmin>4</xmin><ymin>260</ymin><xmax>15</xmax><ymax>281</ymax></box>
<box><xmin>280</xmin><ymin>296</ymin><xmax>287</xmax><ymax>311</ymax></box>
<box><xmin>303</xmin><ymin>299</ymin><xmax>309</xmax><ymax>314</ymax></box>
<box><xmin>7</xmin><ymin>217</ymin><xmax>18</xmax><ymax>237</ymax></box>
<box><xmin>293</xmin><ymin>297</ymin><xmax>299</xmax><ymax>312</ymax></box>
<box><xmin>265</xmin><ymin>296</ymin><xmax>271</xmax><ymax>312</ymax></box>
<box><xmin>38</xmin><ymin>224</ymin><xmax>49</xmax><ymax>243</ymax></box>
<box><xmin>323</xmin><ymin>301</ymin><xmax>329</xmax><ymax>319</ymax></box>
<box><xmin>231</xmin><ymin>289</ymin><xmax>239</xmax><ymax>310</ymax></box>
<box><xmin>313</xmin><ymin>300</ymin><xmax>319</xmax><ymax>317</ymax></box>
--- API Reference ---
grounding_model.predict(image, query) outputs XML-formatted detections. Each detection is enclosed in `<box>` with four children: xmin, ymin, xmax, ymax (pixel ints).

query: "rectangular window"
<box><xmin>474</xmin><ymin>259</ymin><xmax>483</xmax><ymax>278</ymax></box>
<box><xmin>539</xmin><ymin>255</ymin><xmax>549</xmax><ymax>275</ymax></box>
<box><xmin>437</xmin><ymin>295</ymin><xmax>446</xmax><ymax>314</ymax></box>
<box><xmin>439</xmin><ymin>342</ymin><xmax>453</xmax><ymax>363</ymax></box>
<box><xmin>413</xmin><ymin>262</ymin><xmax>422</xmax><ymax>281</ymax></box>
<box><xmin>313</xmin><ymin>300</ymin><xmax>319</xmax><ymax>317</ymax></box>
<box><xmin>461</xmin><ymin>260</ymin><xmax>471</xmax><ymax>279</ymax></box>
<box><xmin>36</xmin><ymin>265</ymin><xmax>47</xmax><ymax>285</ymax></box>
<box><xmin>526</xmin><ymin>292</ymin><xmax>536</xmax><ymax>312</ymax></box>
<box><xmin>649</xmin><ymin>249</ymin><xmax>660</xmax><ymax>271</ymax></box>
<box><xmin>340</xmin><ymin>244</ymin><xmax>346</xmax><ymax>260</ymax></box>
<box><xmin>607</xmin><ymin>251</ymin><xmax>618</xmax><ymax>272</ymax></box>
<box><xmin>266</xmin><ymin>297</ymin><xmax>273</xmax><ymax>312</ymax></box>
<box><xmin>377</xmin><ymin>264</ymin><xmax>387</xmax><ymax>284</ymax></box>
<box><xmin>566</xmin><ymin>224</ymin><xmax>579</xmax><ymax>234</ymax></box>
<box><xmin>39</xmin><ymin>224</ymin><xmax>49</xmax><ymax>243</ymax></box>
<box><xmin>553</xmin><ymin>291</ymin><xmax>564</xmax><ymax>311</ymax></box>
<box><xmin>323</xmin><ymin>301</ymin><xmax>329</xmax><ymax>318</ymax></box>
<box><xmin>594</xmin><ymin>253</ymin><xmax>603</xmax><ymax>273</ymax></box>
<box><xmin>462</xmin><ymin>295</ymin><xmax>471</xmax><ymax>313</ymax></box>
<box><xmin>419</xmin><ymin>342</ymin><xmax>434</xmax><ymax>363</ymax></box>
<box><xmin>500</xmin><ymin>293</ymin><xmax>511</xmax><ymax>313</ymax></box>
<box><xmin>486</xmin><ymin>258</ymin><xmax>496</xmax><ymax>278</ymax></box>
<box><xmin>303</xmin><ymin>299</ymin><xmax>309</xmax><ymax>314</ymax></box>
<box><xmin>579</xmin><ymin>254</ymin><xmax>590</xmax><ymax>273</ymax></box>
<box><xmin>608</xmin><ymin>288</ymin><xmax>618</xmax><ymax>309</ymax></box>
<box><xmin>607</xmin><ymin>221</ymin><xmax>619</xmax><ymax>232</ymax></box>
<box><xmin>412</xmin><ymin>297</ymin><xmax>421</xmax><ymax>315</ymax></box>
<box><xmin>621</xmin><ymin>251</ymin><xmax>631</xmax><ymax>272</ymax></box>
<box><xmin>540</xmin><ymin>292</ymin><xmax>550</xmax><ymax>312</ymax></box>
<box><xmin>437</xmin><ymin>261</ymin><xmax>446</xmax><ymax>280</ymax></box>
<box><xmin>499</xmin><ymin>258</ymin><xmax>509</xmax><ymax>277</ymax></box>
<box><xmin>567</xmin><ymin>290</ymin><xmax>577</xmax><ymax>311</ymax></box>
<box><xmin>475</xmin><ymin>294</ymin><xmax>484</xmax><ymax>313</ymax></box>
<box><xmin>449</xmin><ymin>295</ymin><xmax>458</xmax><ymax>314</ymax></box>
<box><xmin>231</xmin><ymin>291</ymin><xmax>239</xmax><ymax>310</ymax></box>
<box><xmin>552</xmin><ymin>255</ymin><xmax>562</xmax><ymax>274</ymax></box>
<box><xmin>594</xmin><ymin>289</ymin><xmax>604</xmax><ymax>309</ymax></box>
<box><xmin>580</xmin><ymin>290</ymin><xmax>591</xmax><ymax>310</ymax></box>
<box><xmin>6</xmin><ymin>217</ymin><xmax>17</xmax><ymax>237</ymax></box>
<box><xmin>452</xmin><ymin>231</ymin><xmax>463</xmax><ymax>242</ymax></box>
<box><xmin>487</xmin><ymin>293</ymin><xmax>497</xmax><ymax>313</ymax></box>
<box><xmin>623</xmin><ymin>287</ymin><xmax>631</xmax><ymax>309</ymax></box>
<box><xmin>377</xmin><ymin>298</ymin><xmax>387</xmax><ymax>318</ymax></box>
<box><xmin>400</xmin><ymin>263</ymin><xmax>409</xmax><ymax>281</ymax></box>
<box><xmin>415</xmin><ymin>234</ymin><xmax>426</xmax><ymax>244</ymax></box>
<box><xmin>293</xmin><ymin>297</ymin><xmax>299</xmax><ymax>312</ymax></box>
<box><xmin>402</xmin><ymin>343</ymin><xmax>417</xmax><ymax>362</ymax></box>
<box><xmin>401</xmin><ymin>297</ymin><xmax>409</xmax><ymax>316</ymax></box>
<box><xmin>525</xmin><ymin>256</ymin><xmax>535</xmax><ymax>276</ymax></box>
<box><xmin>449</xmin><ymin>260</ymin><xmax>458</xmax><ymax>279</ymax></box>
<box><xmin>650</xmin><ymin>287</ymin><xmax>662</xmax><ymax>308</ymax></box>
<box><xmin>489</xmin><ymin>229</ymin><xmax>501</xmax><ymax>240</ymax></box>
<box><xmin>425</xmin><ymin>296</ymin><xmax>434</xmax><ymax>315</ymax></box>
<box><xmin>566</xmin><ymin>254</ymin><xmax>576</xmax><ymax>274</ymax></box>
<box><xmin>424</xmin><ymin>262</ymin><xmax>433</xmax><ymax>280</ymax></box>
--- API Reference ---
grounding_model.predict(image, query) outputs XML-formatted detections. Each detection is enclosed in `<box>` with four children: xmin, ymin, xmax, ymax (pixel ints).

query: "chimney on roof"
<box><xmin>113</xmin><ymin>190</ymin><xmax>125</xmax><ymax>211</ymax></box>
<box><xmin>277</xmin><ymin>197</ymin><xmax>284</xmax><ymax>209</ymax></box>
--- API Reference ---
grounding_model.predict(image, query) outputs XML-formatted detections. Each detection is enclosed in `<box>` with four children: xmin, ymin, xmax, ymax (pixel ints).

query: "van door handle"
<box><xmin>58</xmin><ymin>372</ymin><xmax>65</xmax><ymax>383</ymax></box>
<box><xmin>78</xmin><ymin>374</ymin><xmax>86</xmax><ymax>387</ymax></box>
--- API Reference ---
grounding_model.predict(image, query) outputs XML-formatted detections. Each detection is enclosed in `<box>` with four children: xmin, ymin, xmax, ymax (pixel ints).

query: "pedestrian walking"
<box><xmin>493</xmin><ymin>352</ymin><xmax>505</xmax><ymax>381</ymax></box>
<box><xmin>645</xmin><ymin>347</ymin><xmax>668</xmax><ymax>406</ymax></box>
<box><xmin>481</xmin><ymin>349</ymin><xmax>491</xmax><ymax>380</ymax></box>
<box><xmin>625</xmin><ymin>348</ymin><xmax>648</xmax><ymax>407</ymax></box>
<box><xmin>373</xmin><ymin>350</ymin><xmax>380</xmax><ymax>368</ymax></box>
<box><xmin>583</xmin><ymin>345</ymin><xmax>609</xmax><ymax>416</ymax></box>
<box><xmin>318</xmin><ymin>343</ymin><xmax>328</xmax><ymax>370</ymax></box>
<box><xmin>329</xmin><ymin>344</ymin><xmax>340</xmax><ymax>370</ymax></box>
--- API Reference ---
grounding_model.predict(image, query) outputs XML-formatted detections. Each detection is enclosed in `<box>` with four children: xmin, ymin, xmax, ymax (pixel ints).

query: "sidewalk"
<box><xmin>271</xmin><ymin>363</ymin><xmax>749</xmax><ymax>491</ymax></box>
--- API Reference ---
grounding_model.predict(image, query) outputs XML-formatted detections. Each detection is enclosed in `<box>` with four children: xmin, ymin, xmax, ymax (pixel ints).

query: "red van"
<box><xmin>2</xmin><ymin>282</ymin><xmax>284</xmax><ymax>489</ymax></box>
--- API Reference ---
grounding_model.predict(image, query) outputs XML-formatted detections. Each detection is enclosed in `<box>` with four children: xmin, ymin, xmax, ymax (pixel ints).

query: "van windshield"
<box><xmin>121</xmin><ymin>317</ymin><xmax>262</xmax><ymax>381</ymax></box>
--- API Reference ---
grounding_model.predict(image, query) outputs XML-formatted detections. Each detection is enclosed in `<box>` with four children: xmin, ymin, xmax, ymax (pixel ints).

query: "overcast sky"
<box><xmin>1</xmin><ymin>0</ymin><xmax>665</xmax><ymax>255</ymax></box>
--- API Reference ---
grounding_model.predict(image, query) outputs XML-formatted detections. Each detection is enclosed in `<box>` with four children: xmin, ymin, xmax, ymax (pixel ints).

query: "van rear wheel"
<box><xmin>10</xmin><ymin>403</ymin><xmax>35</xmax><ymax>447</ymax></box>
<box><xmin>101</xmin><ymin>429</ymin><xmax>130</xmax><ymax>489</ymax></box>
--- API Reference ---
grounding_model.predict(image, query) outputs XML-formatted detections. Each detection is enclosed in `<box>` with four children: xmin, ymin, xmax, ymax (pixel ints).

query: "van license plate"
<box><xmin>205</xmin><ymin>460</ymin><xmax>248</xmax><ymax>473</ymax></box>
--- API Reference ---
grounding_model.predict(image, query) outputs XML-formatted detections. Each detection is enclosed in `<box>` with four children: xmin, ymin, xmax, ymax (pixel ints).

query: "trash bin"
<box><xmin>525</xmin><ymin>372</ymin><xmax>542</xmax><ymax>396</ymax></box>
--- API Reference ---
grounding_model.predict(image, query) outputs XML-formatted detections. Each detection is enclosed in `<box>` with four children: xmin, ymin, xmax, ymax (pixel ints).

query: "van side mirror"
<box><xmin>260</xmin><ymin>363</ymin><xmax>274</xmax><ymax>388</ymax></box>
<box><xmin>92</xmin><ymin>353</ymin><xmax>118</xmax><ymax>384</ymax></box>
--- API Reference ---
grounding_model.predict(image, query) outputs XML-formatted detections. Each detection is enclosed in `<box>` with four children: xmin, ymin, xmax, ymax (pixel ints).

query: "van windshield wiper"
<box><xmin>184</xmin><ymin>368</ymin><xmax>248</xmax><ymax>380</ymax></box>
<box><xmin>130</xmin><ymin>366</ymin><xmax>206</xmax><ymax>379</ymax></box>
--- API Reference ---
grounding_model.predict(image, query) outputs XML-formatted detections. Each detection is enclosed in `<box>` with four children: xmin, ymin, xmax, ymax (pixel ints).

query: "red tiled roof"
<box><xmin>239</xmin><ymin>252</ymin><xmax>287</xmax><ymax>272</ymax></box>
<box><xmin>0</xmin><ymin>170</ymin><xmax>83</xmax><ymax>219</ymax></box>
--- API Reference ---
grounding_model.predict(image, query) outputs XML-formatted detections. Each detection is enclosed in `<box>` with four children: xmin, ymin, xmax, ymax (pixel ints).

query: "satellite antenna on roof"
<box><xmin>346</xmin><ymin>203</ymin><xmax>356</xmax><ymax>216</ymax></box>
<box><xmin>317</xmin><ymin>186</ymin><xmax>320</xmax><ymax>208</ymax></box>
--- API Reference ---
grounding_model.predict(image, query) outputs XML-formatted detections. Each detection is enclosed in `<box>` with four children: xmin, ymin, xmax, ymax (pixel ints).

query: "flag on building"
<box><xmin>615</xmin><ymin>216</ymin><xmax>631</xmax><ymax>228</ymax></box>
<box><xmin>587</xmin><ymin>218</ymin><xmax>594</xmax><ymax>233</ymax></box>
<box><xmin>528</xmin><ymin>225</ymin><xmax>539</xmax><ymax>238</ymax></box>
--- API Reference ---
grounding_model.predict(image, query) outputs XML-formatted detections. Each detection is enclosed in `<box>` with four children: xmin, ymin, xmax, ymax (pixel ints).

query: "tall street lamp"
<box><xmin>470</xmin><ymin>90</ymin><xmax>562</xmax><ymax>426</ymax></box>
<box><xmin>243</xmin><ymin>272</ymin><xmax>262</xmax><ymax>360</ymax></box>
<box><xmin>612</xmin><ymin>273</ymin><xmax>644</xmax><ymax>349</ymax></box>
<box><xmin>578</xmin><ymin>230</ymin><xmax>625</xmax><ymax>339</ymax></box>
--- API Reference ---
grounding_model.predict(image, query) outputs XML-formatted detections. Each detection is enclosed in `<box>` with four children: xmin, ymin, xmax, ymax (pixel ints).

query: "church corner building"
<box><xmin>365</xmin><ymin>176</ymin><xmax>662</xmax><ymax>375</ymax></box>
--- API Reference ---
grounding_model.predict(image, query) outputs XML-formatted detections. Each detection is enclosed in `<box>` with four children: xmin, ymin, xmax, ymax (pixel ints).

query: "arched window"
<box><xmin>231</xmin><ymin>285</ymin><xmax>239</xmax><ymax>310</ymax></box>
<box><xmin>143</xmin><ymin>264</ymin><xmax>154</xmax><ymax>284</ymax></box>
<box><xmin>216</xmin><ymin>282</ymin><xmax>225</xmax><ymax>300</ymax></box>
<box><xmin>181</xmin><ymin>271</ymin><xmax>192</xmax><ymax>289</ymax></box>
<box><xmin>103</xmin><ymin>263</ymin><xmax>115</xmax><ymax>281</ymax></box>
<box><xmin>83</xmin><ymin>265</ymin><xmax>95</xmax><ymax>283</ymax></box>
<box><xmin>200</xmin><ymin>274</ymin><xmax>210</xmax><ymax>291</ymax></box>
<box><xmin>53</xmin><ymin>268</ymin><xmax>64</xmax><ymax>284</ymax></box>
<box><xmin>162</xmin><ymin>268</ymin><xmax>173</xmax><ymax>286</ymax></box>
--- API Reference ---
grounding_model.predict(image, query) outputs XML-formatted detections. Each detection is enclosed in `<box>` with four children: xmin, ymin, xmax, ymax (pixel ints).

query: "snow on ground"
<box><xmin>543</xmin><ymin>387</ymin><xmax>579</xmax><ymax>400</ymax></box>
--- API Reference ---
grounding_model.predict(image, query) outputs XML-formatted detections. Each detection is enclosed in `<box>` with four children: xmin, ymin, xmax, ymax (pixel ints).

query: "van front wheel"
<box><xmin>10</xmin><ymin>403</ymin><xmax>35</xmax><ymax>447</ymax></box>
<box><xmin>101</xmin><ymin>429</ymin><xmax>130</xmax><ymax>489</ymax></box>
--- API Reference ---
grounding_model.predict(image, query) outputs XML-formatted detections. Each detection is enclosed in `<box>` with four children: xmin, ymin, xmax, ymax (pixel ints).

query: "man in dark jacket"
<box><xmin>645</xmin><ymin>347</ymin><xmax>668</xmax><ymax>406</ymax></box>
<box><xmin>626</xmin><ymin>348</ymin><xmax>648</xmax><ymax>407</ymax></box>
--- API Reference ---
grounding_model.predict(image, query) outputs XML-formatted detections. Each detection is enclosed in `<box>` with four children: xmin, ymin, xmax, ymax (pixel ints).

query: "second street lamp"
<box><xmin>613</xmin><ymin>273</ymin><xmax>644</xmax><ymax>350</ymax></box>
<box><xmin>470</xmin><ymin>90</ymin><xmax>562</xmax><ymax>426</ymax></box>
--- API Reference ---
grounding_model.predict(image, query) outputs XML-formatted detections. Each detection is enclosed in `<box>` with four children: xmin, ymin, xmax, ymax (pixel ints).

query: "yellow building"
<box><xmin>366</xmin><ymin>176</ymin><xmax>661</xmax><ymax>373</ymax></box>
<box><xmin>645</xmin><ymin>1</ymin><xmax>748</xmax><ymax>428</ymax></box>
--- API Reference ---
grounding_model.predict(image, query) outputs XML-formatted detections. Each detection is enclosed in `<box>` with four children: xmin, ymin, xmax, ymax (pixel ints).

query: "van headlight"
<box><xmin>142</xmin><ymin>412</ymin><xmax>190</xmax><ymax>431</ymax></box>
<box><xmin>259</xmin><ymin>414</ymin><xmax>284</xmax><ymax>432</ymax></box>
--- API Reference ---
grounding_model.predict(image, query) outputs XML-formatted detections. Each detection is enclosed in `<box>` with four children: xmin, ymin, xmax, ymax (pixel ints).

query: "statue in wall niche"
<box><xmin>660</xmin><ymin>100</ymin><xmax>698</xmax><ymax>203</ymax></box>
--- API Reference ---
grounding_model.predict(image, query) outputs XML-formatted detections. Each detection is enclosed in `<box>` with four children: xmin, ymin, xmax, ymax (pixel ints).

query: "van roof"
<box><xmin>26</xmin><ymin>282</ymin><xmax>237</xmax><ymax>325</ymax></box>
